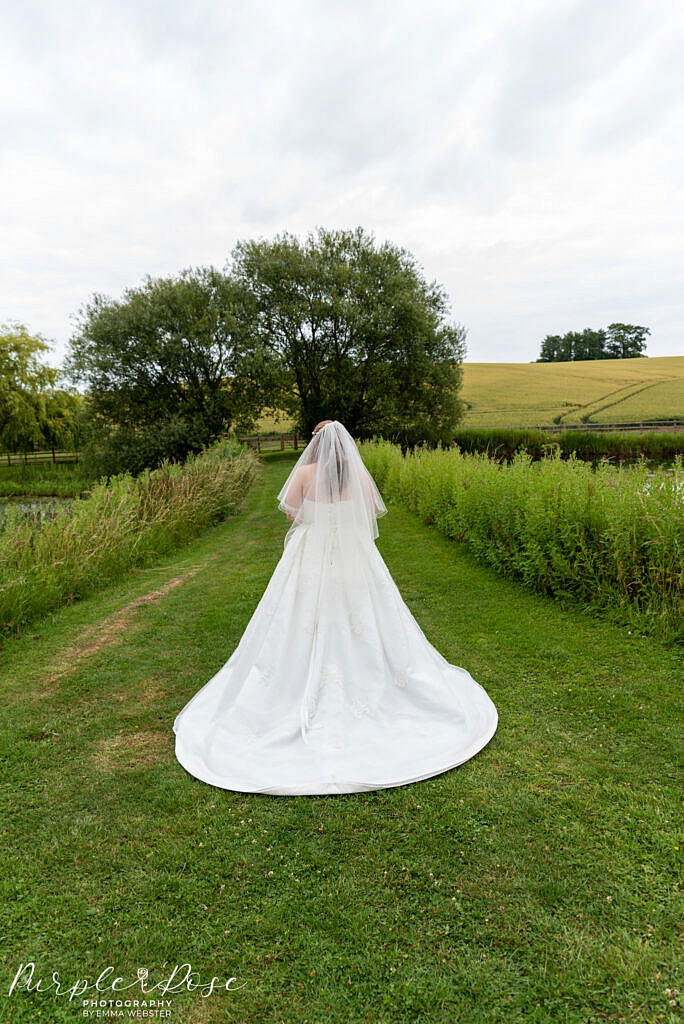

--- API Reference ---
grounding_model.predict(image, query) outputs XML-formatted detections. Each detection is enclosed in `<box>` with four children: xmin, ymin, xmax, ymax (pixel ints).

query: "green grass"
<box><xmin>1</xmin><ymin>455</ymin><xmax>681</xmax><ymax>1023</ymax></box>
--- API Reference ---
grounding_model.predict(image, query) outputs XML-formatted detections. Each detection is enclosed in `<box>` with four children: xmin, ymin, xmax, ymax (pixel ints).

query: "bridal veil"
<box><xmin>277</xmin><ymin>420</ymin><xmax>387</xmax><ymax>546</ymax></box>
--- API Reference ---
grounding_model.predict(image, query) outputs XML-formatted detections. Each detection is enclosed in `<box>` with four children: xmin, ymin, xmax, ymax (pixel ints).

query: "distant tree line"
<box><xmin>536</xmin><ymin>323</ymin><xmax>649</xmax><ymax>362</ymax></box>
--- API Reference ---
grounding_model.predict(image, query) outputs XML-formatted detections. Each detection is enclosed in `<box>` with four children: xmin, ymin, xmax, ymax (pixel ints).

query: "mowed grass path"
<box><xmin>1</xmin><ymin>454</ymin><xmax>681</xmax><ymax>1024</ymax></box>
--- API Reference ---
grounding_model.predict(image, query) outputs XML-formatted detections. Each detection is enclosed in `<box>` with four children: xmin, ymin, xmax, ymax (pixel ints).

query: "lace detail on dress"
<box><xmin>296</xmin><ymin>565</ymin><xmax>320</xmax><ymax>594</ymax></box>
<box><xmin>349</xmin><ymin>605</ymin><xmax>369</xmax><ymax>636</ymax></box>
<box><xmin>346</xmin><ymin>595</ymin><xmax>383</xmax><ymax>651</ymax></box>
<box><xmin>321</xmin><ymin>662</ymin><xmax>345</xmax><ymax>688</ymax></box>
<box><xmin>394</xmin><ymin>668</ymin><xmax>410</xmax><ymax>688</ymax></box>
<box><xmin>254</xmin><ymin>661</ymin><xmax>273</xmax><ymax>685</ymax></box>
<box><xmin>350</xmin><ymin>697</ymin><xmax>371</xmax><ymax>719</ymax></box>
<box><xmin>302</xmin><ymin>660</ymin><xmax>344</xmax><ymax>731</ymax></box>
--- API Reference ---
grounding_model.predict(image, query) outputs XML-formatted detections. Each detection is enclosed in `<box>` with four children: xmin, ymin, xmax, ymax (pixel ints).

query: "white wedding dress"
<box><xmin>173</xmin><ymin>458</ymin><xmax>499</xmax><ymax>795</ymax></box>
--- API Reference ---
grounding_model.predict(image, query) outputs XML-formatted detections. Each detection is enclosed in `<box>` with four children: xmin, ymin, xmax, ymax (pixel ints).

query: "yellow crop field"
<box><xmin>459</xmin><ymin>355</ymin><xmax>684</xmax><ymax>427</ymax></box>
<box><xmin>252</xmin><ymin>410</ymin><xmax>297</xmax><ymax>434</ymax></box>
<box><xmin>253</xmin><ymin>355</ymin><xmax>684</xmax><ymax>432</ymax></box>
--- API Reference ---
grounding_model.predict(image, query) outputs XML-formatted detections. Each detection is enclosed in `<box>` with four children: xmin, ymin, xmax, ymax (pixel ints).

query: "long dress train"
<box><xmin>173</xmin><ymin>496</ymin><xmax>498</xmax><ymax>795</ymax></box>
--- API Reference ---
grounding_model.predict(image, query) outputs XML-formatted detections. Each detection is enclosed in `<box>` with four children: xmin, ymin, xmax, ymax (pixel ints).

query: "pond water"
<box><xmin>0</xmin><ymin>495</ymin><xmax>76</xmax><ymax>530</ymax></box>
<box><xmin>643</xmin><ymin>472</ymin><xmax>684</xmax><ymax>498</ymax></box>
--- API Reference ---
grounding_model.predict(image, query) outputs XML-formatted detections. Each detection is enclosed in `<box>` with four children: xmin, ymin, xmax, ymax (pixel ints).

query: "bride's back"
<box><xmin>296</xmin><ymin>461</ymin><xmax>352</xmax><ymax>504</ymax></box>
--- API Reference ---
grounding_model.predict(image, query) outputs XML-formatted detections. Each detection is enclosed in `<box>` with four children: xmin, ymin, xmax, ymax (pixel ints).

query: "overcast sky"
<box><xmin>2</xmin><ymin>0</ymin><xmax>683</xmax><ymax>371</ymax></box>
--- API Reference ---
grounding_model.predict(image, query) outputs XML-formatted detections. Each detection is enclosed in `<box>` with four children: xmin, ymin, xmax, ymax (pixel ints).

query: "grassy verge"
<box><xmin>0</xmin><ymin>439</ymin><xmax>260</xmax><ymax>635</ymax></box>
<box><xmin>0</xmin><ymin>454</ymin><xmax>680</xmax><ymax>1023</ymax></box>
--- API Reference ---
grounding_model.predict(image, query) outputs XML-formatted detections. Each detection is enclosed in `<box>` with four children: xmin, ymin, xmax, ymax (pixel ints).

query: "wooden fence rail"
<box><xmin>0</xmin><ymin>449</ymin><xmax>80</xmax><ymax>466</ymax></box>
<box><xmin>237</xmin><ymin>433</ymin><xmax>300</xmax><ymax>452</ymax></box>
<box><xmin>498</xmin><ymin>419</ymin><xmax>683</xmax><ymax>433</ymax></box>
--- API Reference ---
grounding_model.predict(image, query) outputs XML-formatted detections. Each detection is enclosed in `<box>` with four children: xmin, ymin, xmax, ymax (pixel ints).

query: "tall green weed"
<box><xmin>0</xmin><ymin>439</ymin><xmax>260</xmax><ymax>635</ymax></box>
<box><xmin>360</xmin><ymin>440</ymin><xmax>683</xmax><ymax>644</ymax></box>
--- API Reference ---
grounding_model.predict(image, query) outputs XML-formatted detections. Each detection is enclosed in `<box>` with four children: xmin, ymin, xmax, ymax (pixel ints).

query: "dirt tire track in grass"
<box><xmin>38</xmin><ymin>555</ymin><xmax>220</xmax><ymax>693</ymax></box>
<box><xmin>574</xmin><ymin>377</ymin><xmax>675</xmax><ymax>422</ymax></box>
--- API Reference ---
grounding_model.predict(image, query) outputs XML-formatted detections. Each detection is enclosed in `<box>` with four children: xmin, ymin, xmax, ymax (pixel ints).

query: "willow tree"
<box><xmin>0</xmin><ymin>322</ymin><xmax>81</xmax><ymax>452</ymax></box>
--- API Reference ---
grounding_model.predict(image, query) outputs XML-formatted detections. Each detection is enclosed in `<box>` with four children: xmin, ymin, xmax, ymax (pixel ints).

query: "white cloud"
<box><xmin>0</xmin><ymin>0</ymin><xmax>682</xmax><ymax>369</ymax></box>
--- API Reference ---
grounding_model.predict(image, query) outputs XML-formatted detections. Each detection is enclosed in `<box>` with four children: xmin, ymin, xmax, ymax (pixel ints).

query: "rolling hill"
<box><xmin>459</xmin><ymin>355</ymin><xmax>684</xmax><ymax>427</ymax></box>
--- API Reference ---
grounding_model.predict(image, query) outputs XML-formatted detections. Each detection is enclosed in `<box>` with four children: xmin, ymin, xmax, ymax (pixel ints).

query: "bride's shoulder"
<box><xmin>287</xmin><ymin>462</ymin><xmax>315</xmax><ymax>497</ymax></box>
<box><xmin>295</xmin><ymin>462</ymin><xmax>316</xmax><ymax>481</ymax></box>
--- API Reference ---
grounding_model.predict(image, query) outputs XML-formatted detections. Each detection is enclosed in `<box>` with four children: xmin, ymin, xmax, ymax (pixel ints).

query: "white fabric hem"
<box><xmin>173</xmin><ymin>708</ymin><xmax>498</xmax><ymax>796</ymax></box>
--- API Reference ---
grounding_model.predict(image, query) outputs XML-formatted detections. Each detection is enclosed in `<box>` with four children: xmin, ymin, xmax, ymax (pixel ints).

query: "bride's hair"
<box><xmin>311</xmin><ymin>419</ymin><xmax>348</xmax><ymax>493</ymax></box>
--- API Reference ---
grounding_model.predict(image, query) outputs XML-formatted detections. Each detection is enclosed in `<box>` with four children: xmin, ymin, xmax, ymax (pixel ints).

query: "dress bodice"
<box><xmin>299</xmin><ymin>497</ymin><xmax>357</xmax><ymax>527</ymax></box>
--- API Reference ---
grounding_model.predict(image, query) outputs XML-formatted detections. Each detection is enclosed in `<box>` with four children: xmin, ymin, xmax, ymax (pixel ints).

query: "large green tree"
<box><xmin>63</xmin><ymin>266</ymin><xmax>269</xmax><ymax>474</ymax></box>
<box><xmin>229</xmin><ymin>226</ymin><xmax>467</xmax><ymax>445</ymax></box>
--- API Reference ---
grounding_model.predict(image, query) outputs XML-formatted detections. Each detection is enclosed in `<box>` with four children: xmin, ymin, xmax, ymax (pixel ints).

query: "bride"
<box><xmin>173</xmin><ymin>419</ymin><xmax>498</xmax><ymax>795</ymax></box>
